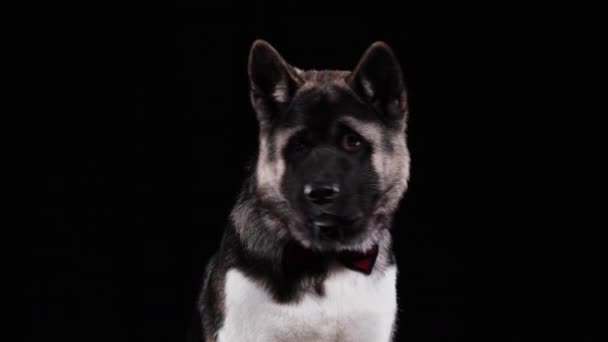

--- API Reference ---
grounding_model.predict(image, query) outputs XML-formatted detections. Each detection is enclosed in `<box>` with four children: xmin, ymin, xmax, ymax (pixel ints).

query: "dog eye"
<box><xmin>294</xmin><ymin>142</ymin><xmax>307</xmax><ymax>153</ymax></box>
<box><xmin>342</xmin><ymin>133</ymin><xmax>363</xmax><ymax>152</ymax></box>
<box><xmin>292</xmin><ymin>137</ymin><xmax>310</xmax><ymax>153</ymax></box>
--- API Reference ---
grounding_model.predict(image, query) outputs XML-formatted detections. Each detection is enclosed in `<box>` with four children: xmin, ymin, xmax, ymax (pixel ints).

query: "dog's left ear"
<box><xmin>347</xmin><ymin>42</ymin><xmax>407</xmax><ymax>122</ymax></box>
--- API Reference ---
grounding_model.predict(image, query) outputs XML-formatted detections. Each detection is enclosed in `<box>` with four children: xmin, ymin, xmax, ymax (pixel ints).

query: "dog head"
<box><xmin>245</xmin><ymin>40</ymin><xmax>410</xmax><ymax>251</ymax></box>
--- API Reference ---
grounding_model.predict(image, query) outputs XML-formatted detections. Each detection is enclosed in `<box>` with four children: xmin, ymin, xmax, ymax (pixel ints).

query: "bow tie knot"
<box><xmin>283</xmin><ymin>242</ymin><xmax>380</xmax><ymax>275</ymax></box>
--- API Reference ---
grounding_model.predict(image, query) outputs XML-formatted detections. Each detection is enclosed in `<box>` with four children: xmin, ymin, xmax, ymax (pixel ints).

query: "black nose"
<box><xmin>304</xmin><ymin>183</ymin><xmax>340</xmax><ymax>205</ymax></box>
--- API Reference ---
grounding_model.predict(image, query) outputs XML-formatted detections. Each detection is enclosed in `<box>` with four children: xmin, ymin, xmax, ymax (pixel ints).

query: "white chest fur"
<box><xmin>217</xmin><ymin>266</ymin><xmax>397</xmax><ymax>342</ymax></box>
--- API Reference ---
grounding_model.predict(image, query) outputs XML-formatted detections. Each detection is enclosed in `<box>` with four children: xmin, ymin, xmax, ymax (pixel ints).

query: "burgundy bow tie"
<box><xmin>283</xmin><ymin>241</ymin><xmax>380</xmax><ymax>275</ymax></box>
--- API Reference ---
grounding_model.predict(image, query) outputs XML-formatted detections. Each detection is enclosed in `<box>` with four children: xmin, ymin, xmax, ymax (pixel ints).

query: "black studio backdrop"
<box><xmin>31</xmin><ymin>4</ymin><xmax>567</xmax><ymax>342</ymax></box>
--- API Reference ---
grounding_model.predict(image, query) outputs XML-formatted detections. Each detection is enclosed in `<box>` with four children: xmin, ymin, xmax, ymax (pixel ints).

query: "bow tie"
<box><xmin>283</xmin><ymin>241</ymin><xmax>380</xmax><ymax>275</ymax></box>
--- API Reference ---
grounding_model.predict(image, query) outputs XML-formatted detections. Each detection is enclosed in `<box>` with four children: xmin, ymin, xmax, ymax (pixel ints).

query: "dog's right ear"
<box><xmin>248</xmin><ymin>40</ymin><xmax>303</xmax><ymax>125</ymax></box>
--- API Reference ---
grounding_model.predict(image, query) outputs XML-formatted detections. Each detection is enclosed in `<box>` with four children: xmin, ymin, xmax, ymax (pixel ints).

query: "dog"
<box><xmin>190</xmin><ymin>39</ymin><xmax>411</xmax><ymax>342</ymax></box>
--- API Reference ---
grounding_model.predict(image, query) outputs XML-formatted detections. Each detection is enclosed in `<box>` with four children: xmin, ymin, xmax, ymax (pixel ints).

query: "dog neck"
<box><xmin>224</xmin><ymin>177</ymin><xmax>396</xmax><ymax>303</ymax></box>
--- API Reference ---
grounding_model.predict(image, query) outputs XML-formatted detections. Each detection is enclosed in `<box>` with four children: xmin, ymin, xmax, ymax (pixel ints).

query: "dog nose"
<box><xmin>304</xmin><ymin>183</ymin><xmax>340</xmax><ymax>205</ymax></box>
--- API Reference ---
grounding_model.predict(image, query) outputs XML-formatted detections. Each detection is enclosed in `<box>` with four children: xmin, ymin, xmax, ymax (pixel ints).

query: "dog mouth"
<box><xmin>309</xmin><ymin>213</ymin><xmax>361</xmax><ymax>241</ymax></box>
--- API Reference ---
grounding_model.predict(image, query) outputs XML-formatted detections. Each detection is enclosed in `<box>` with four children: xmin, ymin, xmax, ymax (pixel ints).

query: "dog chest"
<box><xmin>217</xmin><ymin>266</ymin><xmax>397</xmax><ymax>342</ymax></box>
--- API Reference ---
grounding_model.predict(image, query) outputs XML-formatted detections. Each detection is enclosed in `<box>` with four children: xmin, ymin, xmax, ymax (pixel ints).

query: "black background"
<box><xmin>30</xmin><ymin>3</ymin><xmax>584</xmax><ymax>342</ymax></box>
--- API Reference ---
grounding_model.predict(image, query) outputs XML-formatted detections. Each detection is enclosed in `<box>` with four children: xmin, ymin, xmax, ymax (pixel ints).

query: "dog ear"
<box><xmin>347</xmin><ymin>42</ymin><xmax>407</xmax><ymax>122</ymax></box>
<box><xmin>248</xmin><ymin>40</ymin><xmax>303</xmax><ymax>124</ymax></box>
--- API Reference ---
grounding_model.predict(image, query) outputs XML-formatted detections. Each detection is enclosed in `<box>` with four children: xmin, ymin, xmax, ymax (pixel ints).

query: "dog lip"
<box><xmin>307</xmin><ymin>213</ymin><xmax>365</xmax><ymax>243</ymax></box>
<box><xmin>312</xmin><ymin>213</ymin><xmax>361</xmax><ymax>227</ymax></box>
<box><xmin>312</xmin><ymin>214</ymin><xmax>340</xmax><ymax>229</ymax></box>
<box><xmin>313</xmin><ymin>219</ymin><xmax>337</xmax><ymax>227</ymax></box>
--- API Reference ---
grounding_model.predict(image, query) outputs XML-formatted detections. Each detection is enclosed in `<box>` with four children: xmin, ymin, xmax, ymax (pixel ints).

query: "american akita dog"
<box><xmin>192</xmin><ymin>39</ymin><xmax>411</xmax><ymax>342</ymax></box>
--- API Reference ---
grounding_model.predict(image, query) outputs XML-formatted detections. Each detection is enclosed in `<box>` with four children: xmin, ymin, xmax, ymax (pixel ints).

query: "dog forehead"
<box><xmin>296</xmin><ymin>68</ymin><xmax>351</xmax><ymax>84</ymax></box>
<box><xmin>285</xmin><ymin>85</ymin><xmax>375</xmax><ymax>129</ymax></box>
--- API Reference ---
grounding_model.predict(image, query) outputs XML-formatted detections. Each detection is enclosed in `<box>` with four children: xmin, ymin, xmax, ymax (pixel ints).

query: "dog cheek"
<box><xmin>255</xmin><ymin>128</ymin><xmax>299</xmax><ymax>197</ymax></box>
<box><xmin>280</xmin><ymin>169</ymin><xmax>300</xmax><ymax>213</ymax></box>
